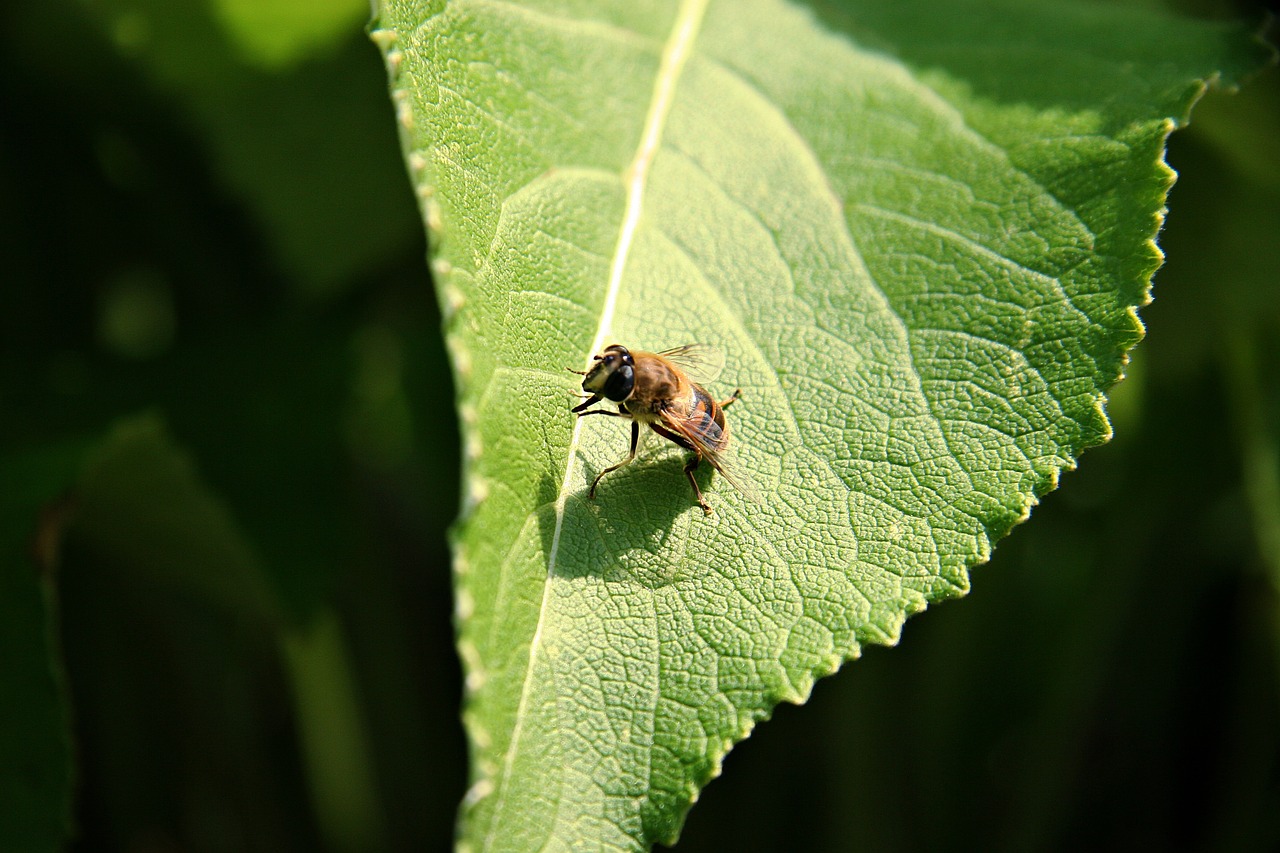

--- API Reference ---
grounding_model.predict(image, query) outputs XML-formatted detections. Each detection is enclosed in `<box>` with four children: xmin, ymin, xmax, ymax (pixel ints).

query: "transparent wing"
<box><xmin>658</xmin><ymin>407</ymin><xmax>762</xmax><ymax>505</ymax></box>
<box><xmin>655</xmin><ymin>343</ymin><xmax>725</xmax><ymax>386</ymax></box>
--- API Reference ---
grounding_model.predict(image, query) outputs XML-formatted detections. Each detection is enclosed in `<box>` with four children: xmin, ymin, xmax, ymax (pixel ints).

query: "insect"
<box><xmin>569</xmin><ymin>343</ymin><xmax>752</xmax><ymax>515</ymax></box>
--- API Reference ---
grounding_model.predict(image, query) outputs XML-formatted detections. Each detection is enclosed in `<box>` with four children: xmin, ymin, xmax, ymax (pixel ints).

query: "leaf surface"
<box><xmin>370</xmin><ymin>0</ymin><xmax>1266</xmax><ymax>848</ymax></box>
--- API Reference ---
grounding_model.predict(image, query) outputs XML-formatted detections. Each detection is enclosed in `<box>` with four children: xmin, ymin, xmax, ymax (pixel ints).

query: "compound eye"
<box><xmin>602</xmin><ymin>363</ymin><xmax>635</xmax><ymax>402</ymax></box>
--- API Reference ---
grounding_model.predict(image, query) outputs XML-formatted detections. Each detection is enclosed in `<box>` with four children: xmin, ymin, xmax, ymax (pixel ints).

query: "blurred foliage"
<box><xmin>0</xmin><ymin>1</ymin><xmax>1275</xmax><ymax>853</ymax></box>
<box><xmin>1</xmin><ymin>0</ymin><xmax>464</xmax><ymax>848</ymax></box>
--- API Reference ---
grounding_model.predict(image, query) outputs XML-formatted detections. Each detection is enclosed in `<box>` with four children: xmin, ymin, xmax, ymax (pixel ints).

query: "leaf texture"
<box><xmin>370</xmin><ymin>0</ymin><xmax>1265</xmax><ymax>848</ymax></box>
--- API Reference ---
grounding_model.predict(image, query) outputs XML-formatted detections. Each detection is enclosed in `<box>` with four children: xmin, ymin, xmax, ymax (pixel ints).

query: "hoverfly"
<box><xmin>570</xmin><ymin>343</ymin><xmax>753</xmax><ymax>515</ymax></box>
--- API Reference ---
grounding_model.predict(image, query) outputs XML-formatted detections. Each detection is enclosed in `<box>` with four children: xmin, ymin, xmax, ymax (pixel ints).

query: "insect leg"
<box><xmin>683</xmin><ymin>454</ymin><xmax>713</xmax><ymax>516</ymax></box>
<box><xmin>650</xmin><ymin>423</ymin><xmax>712</xmax><ymax>514</ymax></box>
<box><xmin>719</xmin><ymin>388</ymin><xmax>742</xmax><ymax>408</ymax></box>
<box><xmin>589</xmin><ymin>419</ymin><xmax>640</xmax><ymax>499</ymax></box>
<box><xmin>571</xmin><ymin>393</ymin><xmax>603</xmax><ymax>414</ymax></box>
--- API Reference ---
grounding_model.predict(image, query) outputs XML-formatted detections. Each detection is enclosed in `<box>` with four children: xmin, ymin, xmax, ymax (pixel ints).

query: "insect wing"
<box><xmin>658</xmin><ymin>406</ymin><xmax>762</xmax><ymax>505</ymax></box>
<box><xmin>655</xmin><ymin>344</ymin><xmax>725</xmax><ymax>385</ymax></box>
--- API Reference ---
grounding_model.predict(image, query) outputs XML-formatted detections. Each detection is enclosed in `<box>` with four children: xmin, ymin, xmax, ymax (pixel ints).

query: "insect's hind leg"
<box><xmin>682</xmin><ymin>455</ymin><xmax>713</xmax><ymax>516</ymax></box>
<box><xmin>719</xmin><ymin>388</ymin><xmax>742</xmax><ymax>408</ymax></box>
<box><xmin>650</xmin><ymin>422</ymin><xmax>712</xmax><ymax>515</ymax></box>
<box><xmin>589</xmin><ymin>420</ymin><xmax>640</xmax><ymax>499</ymax></box>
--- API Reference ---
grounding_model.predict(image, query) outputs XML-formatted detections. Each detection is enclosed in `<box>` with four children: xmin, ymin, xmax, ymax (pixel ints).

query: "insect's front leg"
<box><xmin>571</xmin><ymin>393</ymin><xmax>603</xmax><ymax>414</ymax></box>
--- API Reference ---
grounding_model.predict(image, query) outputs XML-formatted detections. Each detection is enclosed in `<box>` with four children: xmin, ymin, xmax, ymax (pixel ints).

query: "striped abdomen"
<box><xmin>682</xmin><ymin>384</ymin><xmax>727</xmax><ymax>453</ymax></box>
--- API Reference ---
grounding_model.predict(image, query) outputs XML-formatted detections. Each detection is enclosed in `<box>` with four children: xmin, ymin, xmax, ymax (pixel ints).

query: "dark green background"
<box><xmin>2</xmin><ymin>0</ymin><xmax>1276</xmax><ymax>851</ymax></box>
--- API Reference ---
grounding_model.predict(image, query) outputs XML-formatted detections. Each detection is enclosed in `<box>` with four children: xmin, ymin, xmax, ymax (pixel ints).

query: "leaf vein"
<box><xmin>483</xmin><ymin>3</ymin><xmax>710</xmax><ymax>846</ymax></box>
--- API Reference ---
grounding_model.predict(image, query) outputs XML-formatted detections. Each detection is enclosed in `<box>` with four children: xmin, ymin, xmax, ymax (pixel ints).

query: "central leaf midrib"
<box><xmin>480</xmin><ymin>1</ymin><xmax>711</xmax><ymax>846</ymax></box>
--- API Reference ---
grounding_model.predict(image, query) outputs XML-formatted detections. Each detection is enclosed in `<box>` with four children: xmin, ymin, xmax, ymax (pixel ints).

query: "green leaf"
<box><xmin>0</xmin><ymin>414</ymin><xmax>286</xmax><ymax>852</ymax></box>
<box><xmin>72</xmin><ymin>415</ymin><xmax>282</xmax><ymax>626</ymax></box>
<box><xmin>59</xmin><ymin>0</ymin><xmax>417</xmax><ymax>296</ymax></box>
<box><xmin>370</xmin><ymin>0</ymin><xmax>1268</xmax><ymax>848</ymax></box>
<box><xmin>210</xmin><ymin>0</ymin><xmax>368</xmax><ymax>69</ymax></box>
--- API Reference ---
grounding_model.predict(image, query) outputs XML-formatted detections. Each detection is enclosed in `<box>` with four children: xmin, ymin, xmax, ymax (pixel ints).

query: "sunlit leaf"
<box><xmin>370</xmin><ymin>0</ymin><xmax>1267</xmax><ymax>848</ymax></box>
